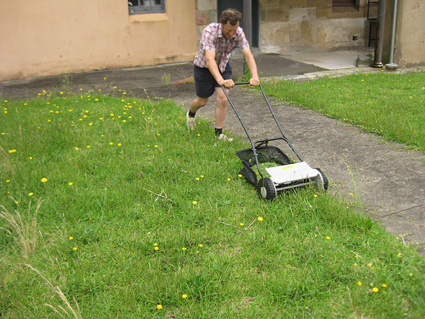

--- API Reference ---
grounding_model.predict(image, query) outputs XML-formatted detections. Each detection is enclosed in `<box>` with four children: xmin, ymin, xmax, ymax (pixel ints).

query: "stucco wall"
<box><xmin>394</xmin><ymin>0</ymin><xmax>425</xmax><ymax>66</ymax></box>
<box><xmin>0</xmin><ymin>0</ymin><xmax>197</xmax><ymax>81</ymax></box>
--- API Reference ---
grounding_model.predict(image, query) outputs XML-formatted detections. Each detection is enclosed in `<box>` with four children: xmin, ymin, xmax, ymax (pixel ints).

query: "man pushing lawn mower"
<box><xmin>187</xmin><ymin>8</ymin><xmax>260</xmax><ymax>141</ymax></box>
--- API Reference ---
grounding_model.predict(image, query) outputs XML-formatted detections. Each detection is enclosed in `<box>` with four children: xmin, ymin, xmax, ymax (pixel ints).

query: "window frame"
<box><xmin>128</xmin><ymin>0</ymin><xmax>165</xmax><ymax>15</ymax></box>
<box><xmin>332</xmin><ymin>0</ymin><xmax>356</xmax><ymax>7</ymax></box>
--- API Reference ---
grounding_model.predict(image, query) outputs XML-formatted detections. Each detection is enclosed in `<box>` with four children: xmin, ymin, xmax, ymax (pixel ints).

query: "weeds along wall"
<box><xmin>0</xmin><ymin>0</ymin><xmax>198</xmax><ymax>81</ymax></box>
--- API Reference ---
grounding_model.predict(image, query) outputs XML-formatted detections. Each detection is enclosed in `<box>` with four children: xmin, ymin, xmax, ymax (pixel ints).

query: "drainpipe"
<box><xmin>385</xmin><ymin>0</ymin><xmax>398</xmax><ymax>70</ymax></box>
<box><xmin>371</xmin><ymin>0</ymin><xmax>386</xmax><ymax>68</ymax></box>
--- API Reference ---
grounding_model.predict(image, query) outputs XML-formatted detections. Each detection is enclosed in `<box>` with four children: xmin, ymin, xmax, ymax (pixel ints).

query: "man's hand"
<box><xmin>219</xmin><ymin>79</ymin><xmax>235</xmax><ymax>88</ymax></box>
<box><xmin>249</xmin><ymin>78</ymin><xmax>260</xmax><ymax>86</ymax></box>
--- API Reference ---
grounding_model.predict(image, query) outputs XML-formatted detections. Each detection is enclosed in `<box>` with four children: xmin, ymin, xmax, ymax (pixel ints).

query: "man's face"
<box><xmin>221</xmin><ymin>22</ymin><xmax>239</xmax><ymax>39</ymax></box>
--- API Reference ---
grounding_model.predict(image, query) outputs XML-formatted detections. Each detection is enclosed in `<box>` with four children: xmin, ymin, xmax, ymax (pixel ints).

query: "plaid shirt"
<box><xmin>194</xmin><ymin>23</ymin><xmax>249</xmax><ymax>73</ymax></box>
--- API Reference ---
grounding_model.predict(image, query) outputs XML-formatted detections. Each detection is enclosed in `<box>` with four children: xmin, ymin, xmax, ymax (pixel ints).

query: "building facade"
<box><xmin>0</xmin><ymin>0</ymin><xmax>423</xmax><ymax>81</ymax></box>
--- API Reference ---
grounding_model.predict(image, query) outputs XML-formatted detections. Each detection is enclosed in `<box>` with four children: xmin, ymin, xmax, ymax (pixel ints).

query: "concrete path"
<box><xmin>1</xmin><ymin>49</ymin><xmax>424</xmax><ymax>256</ymax></box>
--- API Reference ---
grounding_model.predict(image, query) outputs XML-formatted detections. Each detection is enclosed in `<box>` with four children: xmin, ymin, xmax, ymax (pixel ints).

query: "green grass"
<box><xmin>262</xmin><ymin>72</ymin><xmax>425</xmax><ymax>151</ymax></box>
<box><xmin>1</xmin><ymin>91</ymin><xmax>425</xmax><ymax>318</ymax></box>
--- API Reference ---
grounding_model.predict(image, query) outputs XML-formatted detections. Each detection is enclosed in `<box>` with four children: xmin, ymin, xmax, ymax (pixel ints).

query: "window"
<box><xmin>128</xmin><ymin>0</ymin><xmax>165</xmax><ymax>15</ymax></box>
<box><xmin>332</xmin><ymin>0</ymin><xmax>356</xmax><ymax>7</ymax></box>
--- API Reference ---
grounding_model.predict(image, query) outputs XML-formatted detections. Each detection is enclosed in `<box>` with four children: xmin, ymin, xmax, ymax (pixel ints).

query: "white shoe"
<box><xmin>186</xmin><ymin>111</ymin><xmax>196</xmax><ymax>130</ymax></box>
<box><xmin>217</xmin><ymin>133</ymin><xmax>233</xmax><ymax>142</ymax></box>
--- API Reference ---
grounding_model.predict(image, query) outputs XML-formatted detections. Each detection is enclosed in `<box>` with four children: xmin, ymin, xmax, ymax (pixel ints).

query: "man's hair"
<box><xmin>219</xmin><ymin>8</ymin><xmax>242</xmax><ymax>26</ymax></box>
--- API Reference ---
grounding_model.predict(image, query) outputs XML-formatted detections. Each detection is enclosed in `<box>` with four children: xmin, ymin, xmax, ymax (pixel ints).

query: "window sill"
<box><xmin>129</xmin><ymin>13</ymin><xmax>169</xmax><ymax>23</ymax></box>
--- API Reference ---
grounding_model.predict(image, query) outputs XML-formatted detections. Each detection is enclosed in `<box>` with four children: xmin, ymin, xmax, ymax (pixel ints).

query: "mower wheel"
<box><xmin>315</xmin><ymin>168</ymin><xmax>329</xmax><ymax>191</ymax></box>
<box><xmin>257</xmin><ymin>178</ymin><xmax>277</xmax><ymax>200</ymax></box>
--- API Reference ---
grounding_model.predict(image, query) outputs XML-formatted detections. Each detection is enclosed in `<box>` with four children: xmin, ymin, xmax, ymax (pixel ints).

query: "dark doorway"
<box><xmin>217</xmin><ymin>0</ymin><xmax>259</xmax><ymax>48</ymax></box>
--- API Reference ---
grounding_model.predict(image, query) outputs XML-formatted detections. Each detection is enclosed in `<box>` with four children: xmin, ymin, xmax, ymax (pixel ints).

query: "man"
<box><xmin>187</xmin><ymin>8</ymin><xmax>260</xmax><ymax>141</ymax></box>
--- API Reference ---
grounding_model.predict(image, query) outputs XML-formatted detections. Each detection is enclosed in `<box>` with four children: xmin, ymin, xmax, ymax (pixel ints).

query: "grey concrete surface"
<box><xmin>1</xmin><ymin>48</ymin><xmax>425</xmax><ymax>257</ymax></box>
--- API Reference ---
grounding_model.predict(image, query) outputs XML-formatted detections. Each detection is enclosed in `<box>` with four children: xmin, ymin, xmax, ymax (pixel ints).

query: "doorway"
<box><xmin>217</xmin><ymin>0</ymin><xmax>259</xmax><ymax>48</ymax></box>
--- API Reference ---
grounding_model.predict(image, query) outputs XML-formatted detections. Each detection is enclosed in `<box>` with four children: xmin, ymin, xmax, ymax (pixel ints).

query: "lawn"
<box><xmin>1</xmin><ymin>86</ymin><xmax>425</xmax><ymax>318</ymax></box>
<box><xmin>262</xmin><ymin>71</ymin><xmax>425</xmax><ymax>152</ymax></box>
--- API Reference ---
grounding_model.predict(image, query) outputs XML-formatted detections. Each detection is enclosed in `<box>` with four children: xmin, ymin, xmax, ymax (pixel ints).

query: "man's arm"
<box><xmin>241</xmin><ymin>47</ymin><xmax>260</xmax><ymax>86</ymax></box>
<box><xmin>205</xmin><ymin>49</ymin><xmax>235</xmax><ymax>88</ymax></box>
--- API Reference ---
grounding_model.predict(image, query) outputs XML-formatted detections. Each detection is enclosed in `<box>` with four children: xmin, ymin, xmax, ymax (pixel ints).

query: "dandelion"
<box><xmin>154</xmin><ymin>247</ymin><xmax>159</xmax><ymax>251</ymax></box>
<box><xmin>372</xmin><ymin>287</ymin><xmax>379</xmax><ymax>293</ymax></box>
<box><xmin>227</xmin><ymin>178</ymin><xmax>231</xmax><ymax>181</ymax></box>
<box><xmin>382</xmin><ymin>284</ymin><xmax>387</xmax><ymax>288</ymax></box>
<box><xmin>182</xmin><ymin>247</ymin><xmax>187</xmax><ymax>251</ymax></box>
<box><xmin>397</xmin><ymin>253</ymin><xmax>402</xmax><ymax>257</ymax></box>
<box><xmin>240</xmin><ymin>223</ymin><xmax>244</xmax><ymax>226</ymax></box>
<box><xmin>195</xmin><ymin>178</ymin><xmax>200</xmax><ymax>181</ymax></box>
<box><xmin>200</xmin><ymin>175</ymin><xmax>204</xmax><ymax>178</ymax></box>
<box><xmin>350</xmin><ymin>192</ymin><xmax>354</xmax><ymax>196</ymax></box>
<box><xmin>69</xmin><ymin>182</ymin><xmax>73</xmax><ymax>186</ymax></box>
<box><xmin>326</xmin><ymin>236</ymin><xmax>331</xmax><ymax>240</ymax></box>
<box><xmin>86</xmin><ymin>145</ymin><xmax>91</xmax><ymax>148</ymax></box>
<box><xmin>109</xmin><ymin>142</ymin><xmax>114</xmax><ymax>145</ymax></box>
<box><xmin>192</xmin><ymin>201</ymin><xmax>197</xmax><ymax>205</ymax></box>
<box><xmin>8</xmin><ymin>150</ymin><xmax>16</xmax><ymax>153</ymax></box>
<box><xmin>69</xmin><ymin>237</ymin><xmax>73</xmax><ymax>240</ymax></box>
<box><xmin>73</xmin><ymin>247</ymin><xmax>77</xmax><ymax>251</ymax></box>
<box><xmin>313</xmin><ymin>194</ymin><xmax>318</xmax><ymax>198</ymax></box>
<box><xmin>156</xmin><ymin>304</ymin><xmax>162</xmax><ymax>310</ymax></box>
<box><xmin>28</xmin><ymin>193</ymin><xmax>34</xmax><ymax>196</ymax></box>
<box><xmin>410</xmin><ymin>273</ymin><xmax>413</xmax><ymax>277</ymax></box>
<box><xmin>182</xmin><ymin>294</ymin><xmax>188</xmax><ymax>299</ymax></box>
<box><xmin>154</xmin><ymin>243</ymin><xmax>158</xmax><ymax>246</ymax></box>
<box><xmin>357</xmin><ymin>281</ymin><xmax>362</xmax><ymax>286</ymax></box>
<box><xmin>257</xmin><ymin>217</ymin><xmax>264</xmax><ymax>222</ymax></box>
<box><xmin>196</xmin><ymin>251</ymin><xmax>199</xmax><ymax>254</ymax></box>
<box><xmin>41</xmin><ymin>178</ymin><xmax>48</xmax><ymax>183</ymax></box>
<box><xmin>198</xmin><ymin>244</ymin><xmax>203</xmax><ymax>247</ymax></box>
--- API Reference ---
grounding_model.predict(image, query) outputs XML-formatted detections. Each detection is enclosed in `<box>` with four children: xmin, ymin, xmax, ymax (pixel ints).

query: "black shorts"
<box><xmin>194</xmin><ymin>63</ymin><xmax>232</xmax><ymax>98</ymax></box>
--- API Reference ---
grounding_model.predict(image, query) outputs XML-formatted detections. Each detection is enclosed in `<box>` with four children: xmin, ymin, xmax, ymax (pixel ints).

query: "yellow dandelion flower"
<box><xmin>238</xmin><ymin>174</ymin><xmax>243</xmax><ymax>177</ymax></box>
<box><xmin>87</xmin><ymin>145</ymin><xmax>91</xmax><ymax>148</ymax></box>
<box><xmin>382</xmin><ymin>284</ymin><xmax>387</xmax><ymax>288</ymax></box>
<box><xmin>257</xmin><ymin>217</ymin><xmax>264</xmax><ymax>222</ymax></box>
<box><xmin>182</xmin><ymin>247</ymin><xmax>187</xmax><ymax>251</ymax></box>
<box><xmin>397</xmin><ymin>253</ymin><xmax>402</xmax><ymax>257</ymax></box>
<box><xmin>195</xmin><ymin>178</ymin><xmax>200</xmax><ymax>181</ymax></box>
<box><xmin>227</xmin><ymin>178</ymin><xmax>231</xmax><ymax>181</ymax></box>
<box><xmin>372</xmin><ymin>287</ymin><xmax>379</xmax><ymax>293</ymax></box>
<box><xmin>156</xmin><ymin>304</ymin><xmax>162</xmax><ymax>310</ymax></box>
<box><xmin>154</xmin><ymin>243</ymin><xmax>158</xmax><ymax>246</ymax></box>
<box><xmin>192</xmin><ymin>201</ymin><xmax>197</xmax><ymax>205</ymax></box>
<box><xmin>410</xmin><ymin>273</ymin><xmax>413</xmax><ymax>277</ymax></box>
<box><xmin>154</xmin><ymin>247</ymin><xmax>159</xmax><ymax>251</ymax></box>
<box><xmin>69</xmin><ymin>237</ymin><xmax>73</xmax><ymax>240</ymax></box>
<box><xmin>314</xmin><ymin>194</ymin><xmax>318</xmax><ymax>198</ymax></box>
<box><xmin>326</xmin><ymin>236</ymin><xmax>331</xmax><ymax>240</ymax></box>
<box><xmin>196</xmin><ymin>251</ymin><xmax>199</xmax><ymax>253</ymax></box>
<box><xmin>240</xmin><ymin>223</ymin><xmax>244</xmax><ymax>226</ymax></box>
<box><xmin>8</xmin><ymin>150</ymin><xmax>16</xmax><ymax>153</ymax></box>
<box><xmin>41</xmin><ymin>178</ymin><xmax>48</xmax><ymax>183</ymax></box>
<box><xmin>73</xmin><ymin>247</ymin><xmax>77</xmax><ymax>251</ymax></box>
<box><xmin>182</xmin><ymin>294</ymin><xmax>188</xmax><ymax>299</ymax></box>
<box><xmin>69</xmin><ymin>182</ymin><xmax>73</xmax><ymax>186</ymax></box>
<box><xmin>198</xmin><ymin>244</ymin><xmax>203</xmax><ymax>247</ymax></box>
<box><xmin>357</xmin><ymin>281</ymin><xmax>362</xmax><ymax>286</ymax></box>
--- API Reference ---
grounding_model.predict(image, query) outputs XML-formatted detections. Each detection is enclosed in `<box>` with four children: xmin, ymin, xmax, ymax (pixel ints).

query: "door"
<box><xmin>217</xmin><ymin>0</ymin><xmax>259</xmax><ymax>48</ymax></box>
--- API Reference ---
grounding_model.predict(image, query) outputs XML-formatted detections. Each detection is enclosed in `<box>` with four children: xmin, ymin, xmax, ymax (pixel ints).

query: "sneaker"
<box><xmin>186</xmin><ymin>111</ymin><xmax>196</xmax><ymax>130</ymax></box>
<box><xmin>217</xmin><ymin>133</ymin><xmax>233</xmax><ymax>142</ymax></box>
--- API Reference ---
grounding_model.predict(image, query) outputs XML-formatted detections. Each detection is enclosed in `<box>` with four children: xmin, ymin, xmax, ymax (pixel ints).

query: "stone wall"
<box><xmin>195</xmin><ymin>0</ymin><xmax>369</xmax><ymax>52</ymax></box>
